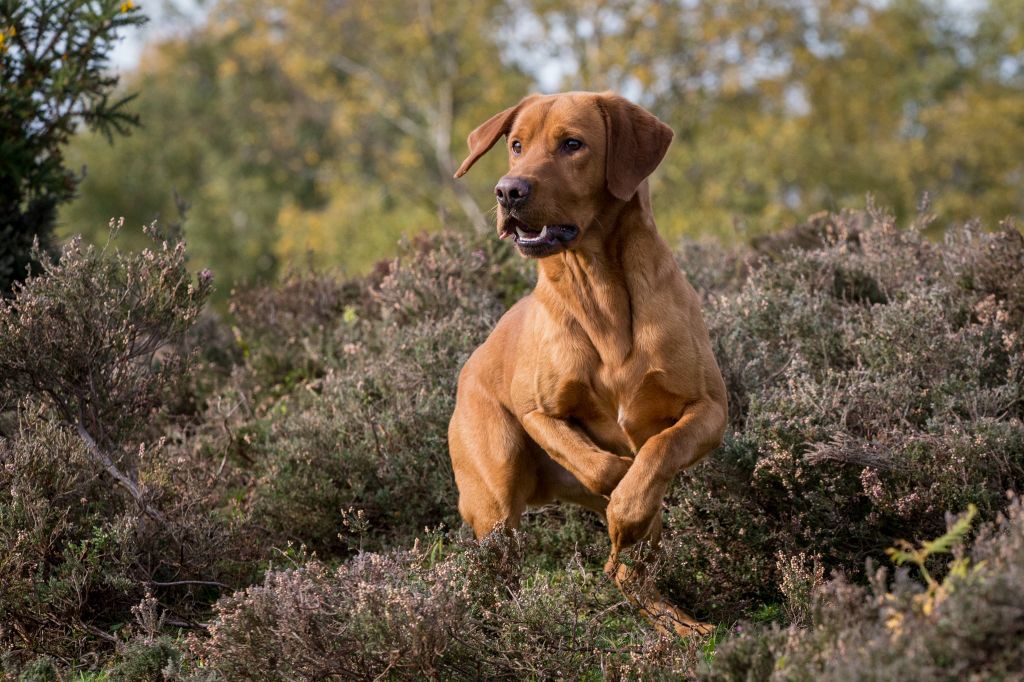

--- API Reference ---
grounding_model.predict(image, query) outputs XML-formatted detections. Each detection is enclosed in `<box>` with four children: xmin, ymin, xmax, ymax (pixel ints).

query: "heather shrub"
<box><xmin>188</xmin><ymin>209</ymin><xmax>1024</xmax><ymax>680</ymax></box>
<box><xmin>0</xmin><ymin>225</ymin><xmax>247</xmax><ymax>667</ymax></box>
<box><xmin>0</xmin><ymin>414</ymin><xmax>136</xmax><ymax>660</ymax></box>
<box><xmin>106</xmin><ymin>637</ymin><xmax>185</xmax><ymax>682</ymax></box>
<box><xmin>194</xmin><ymin>530</ymin><xmax>707</xmax><ymax>680</ymax></box>
<box><xmin>4</xmin><ymin>208</ymin><xmax>1024</xmax><ymax>677</ymax></box>
<box><xmin>227</xmin><ymin>267</ymin><xmax>367</xmax><ymax>396</ymax></box>
<box><xmin>660</xmin><ymin>211</ymin><xmax>1024</xmax><ymax>620</ymax></box>
<box><xmin>207</xmin><ymin>235</ymin><xmax>534</xmax><ymax>556</ymax></box>
<box><xmin>226</xmin><ymin>234</ymin><xmax>532</xmax><ymax>402</ymax></box>
<box><xmin>238</xmin><ymin>327</ymin><xmax>470</xmax><ymax>553</ymax></box>
<box><xmin>0</xmin><ymin>408</ymin><xmax>242</xmax><ymax>668</ymax></box>
<box><xmin>704</xmin><ymin>496</ymin><xmax>1024</xmax><ymax>681</ymax></box>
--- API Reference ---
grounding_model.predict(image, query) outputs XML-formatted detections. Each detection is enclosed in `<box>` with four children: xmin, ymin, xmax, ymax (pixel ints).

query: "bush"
<box><xmin>0</xmin><ymin>414</ymin><xmax>136</xmax><ymax>661</ymax></box>
<box><xmin>704</xmin><ymin>496</ymin><xmax>1024</xmax><ymax>681</ymax></box>
<box><xmin>208</xmin><ymin>235</ymin><xmax>533</xmax><ymax>555</ymax></box>
<box><xmin>2</xmin><ymin>207</ymin><xmax>1023</xmax><ymax>677</ymax></box>
<box><xmin>194</xmin><ymin>530</ymin><xmax>707</xmax><ymax>680</ymax></box>
<box><xmin>0</xmin><ymin>224</ymin><xmax>246</xmax><ymax>667</ymax></box>
<box><xmin>659</xmin><ymin>211</ymin><xmax>1024</xmax><ymax>620</ymax></box>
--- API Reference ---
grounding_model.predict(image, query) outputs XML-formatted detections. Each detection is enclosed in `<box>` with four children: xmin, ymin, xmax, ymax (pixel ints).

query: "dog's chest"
<box><xmin>549</xmin><ymin>357</ymin><xmax>685</xmax><ymax>456</ymax></box>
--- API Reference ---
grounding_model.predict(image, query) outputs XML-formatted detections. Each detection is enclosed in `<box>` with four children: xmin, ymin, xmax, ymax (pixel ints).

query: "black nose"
<box><xmin>495</xmin><ymin>176</ymin><xmax>531</xmax><ymax>210</ymax></box>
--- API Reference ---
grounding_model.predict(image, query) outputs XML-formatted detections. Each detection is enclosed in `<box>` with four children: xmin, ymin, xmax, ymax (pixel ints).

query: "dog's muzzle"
<box><xmin>500</xmin><ymin>217</ymin><xmax>579</xmax><ymax>257</ymax></box>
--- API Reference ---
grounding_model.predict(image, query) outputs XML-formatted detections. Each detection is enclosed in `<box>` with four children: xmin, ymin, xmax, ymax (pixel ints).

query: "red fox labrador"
<box><xmin>449</xmin><ymin>91</ymin><xmax>727</xmax><ymax>635</ymax></box>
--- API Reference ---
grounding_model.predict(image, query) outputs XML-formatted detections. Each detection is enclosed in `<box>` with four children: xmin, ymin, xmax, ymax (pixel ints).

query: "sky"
<box><xmin>109</xmin><ymin>0</ymin><xmax>205</xmax><ymax>73</ymax></box>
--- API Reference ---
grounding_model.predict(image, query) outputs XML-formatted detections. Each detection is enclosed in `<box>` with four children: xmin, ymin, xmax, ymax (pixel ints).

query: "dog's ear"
<box><xmin>598</xmin><ymin>94</ymin><xmax>674</xmax><ymax>201</ymax></box>
<box><xmin>454</xmin><ymin>95</ymin><xmax>539</xmax><ymax>179</ymax></box>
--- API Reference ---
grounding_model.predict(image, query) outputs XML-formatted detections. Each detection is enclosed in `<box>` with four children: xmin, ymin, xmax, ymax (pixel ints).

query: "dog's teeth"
<box><xmin>516</xmin><ymin>226</ymin><xmax>527</xmax><ymax>239</ymax></box>
<box><xmin>539</xmin><ymin>226</ymin><xmax>549</xmax><ymax>239</ymax></box>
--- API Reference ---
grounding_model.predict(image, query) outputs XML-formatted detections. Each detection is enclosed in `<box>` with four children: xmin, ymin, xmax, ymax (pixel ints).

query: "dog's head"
<box><xmin>454</xmin><ymin>92</ymin><xmax>673</xmax><ymax>258</ymax></box>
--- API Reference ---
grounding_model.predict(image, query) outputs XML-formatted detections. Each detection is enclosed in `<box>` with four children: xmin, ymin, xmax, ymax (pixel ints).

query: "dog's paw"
<box><xmin>606</xmin><ymin>483</ymin><xmax>662</xmax><ymax>549</ymax></box>
<box><xmin>651</xmin><ymin>601</ymin><xmax>716</xmax><ymax>639</ymax></box>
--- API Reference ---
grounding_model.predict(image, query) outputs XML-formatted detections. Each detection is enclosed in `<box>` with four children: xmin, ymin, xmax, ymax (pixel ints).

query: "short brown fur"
<box><xmin>450</xmin><ymin>92</ymin><xmax>728</xmax><ymax>635</ymax></box>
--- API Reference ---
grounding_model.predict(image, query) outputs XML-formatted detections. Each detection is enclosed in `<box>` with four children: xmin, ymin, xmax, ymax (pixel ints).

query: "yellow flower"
<box><xmin>120</xmin><ymin>1</ymin><xmax>135</xmax><ymax>13</ymax></box>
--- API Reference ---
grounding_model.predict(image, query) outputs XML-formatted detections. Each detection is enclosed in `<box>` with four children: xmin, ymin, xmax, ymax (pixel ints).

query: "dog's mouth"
<box><xmin>499</xmin><ymin>216</ymin><xmax>579</xmax><ymax>257</ymax></box>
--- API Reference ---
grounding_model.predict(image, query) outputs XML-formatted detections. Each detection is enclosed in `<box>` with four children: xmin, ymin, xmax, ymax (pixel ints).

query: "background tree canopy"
<box><xmin>60</xmin><ymin>0</ymin><xmax>1024</xmax><ymax>295</ymax></box>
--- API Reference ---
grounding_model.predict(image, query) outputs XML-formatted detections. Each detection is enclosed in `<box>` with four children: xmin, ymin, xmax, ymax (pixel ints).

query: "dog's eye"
<box><xmin>562</xmin><ymin>138</ymin><xmax>583</xmax><ymax>153</ymax></box>
<box><xmin>511</xmin><ymin>140</ymin><xmax>522</xmax><ymax>155</ymax></box>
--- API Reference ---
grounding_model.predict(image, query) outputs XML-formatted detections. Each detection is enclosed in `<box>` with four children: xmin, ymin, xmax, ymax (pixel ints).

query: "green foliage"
<box><xmin>515</xmin><ymin>0</ymin><xmax>1024</xmax><ymax>240</ymax></box>
<box><xmin>0</xmin><ymin>0</ymin><xmax>145</xmax><ymax>293</ymax></box>
<box><xmin>60</xmin><ymin>0</ymin><xmax>1024</xmax><ymax>293</ymax></box>
<box><xmin>59</xmin><ymin>22</ymin><xmax>334</xmax><ymax>293</ymax></box>
<box><xmin>887</xmin><ymin>504</ymin><xmax>978</xmax><ymax>587</ymax></box>
<box><xmin>60</xmin><ymin>0</ymin><xmax>530</xmax><ymax>296</ymax></box>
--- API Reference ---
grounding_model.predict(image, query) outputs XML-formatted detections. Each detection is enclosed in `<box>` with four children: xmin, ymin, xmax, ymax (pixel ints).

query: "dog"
<box><xmin>449</xmin><ymin>91</ymin><xmax>728</xmax><ymax>635</ymax></box>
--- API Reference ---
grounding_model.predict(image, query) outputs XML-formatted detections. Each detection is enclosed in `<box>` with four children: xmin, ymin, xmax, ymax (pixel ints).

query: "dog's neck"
<box><xmin>535</xmin><ymin>184</ymin><xmax>671</xmax><ymax>366</ymax></box>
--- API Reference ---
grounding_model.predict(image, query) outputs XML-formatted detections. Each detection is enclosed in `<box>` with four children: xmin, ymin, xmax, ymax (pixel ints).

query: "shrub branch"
<box><xmin>72</xmin><ymin>418</ymin><xmax>166</xmax><ymax>525</ymax></box>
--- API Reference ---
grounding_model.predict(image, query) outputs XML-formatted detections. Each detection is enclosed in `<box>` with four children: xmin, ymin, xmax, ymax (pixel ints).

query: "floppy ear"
<box><xmin>598</xmin><ymin>94</ymin><xmax>674</xmax><ymax>201</ymax></box>
<box><xmin>454</xmin><ymin>95</ymin><xmax>539</xmax><ymax>179</ymax></box>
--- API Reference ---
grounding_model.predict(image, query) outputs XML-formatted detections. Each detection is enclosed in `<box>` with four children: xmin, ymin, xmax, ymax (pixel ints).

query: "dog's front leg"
<box><xmin>521</xmin><ymin>410</ymin><xmax>633</xmax><ymax>496</ymax></box>
<box><xmin>606</xmin><ymin>398</ymin><xmax>726</xmax><ymax>555</ymax></box>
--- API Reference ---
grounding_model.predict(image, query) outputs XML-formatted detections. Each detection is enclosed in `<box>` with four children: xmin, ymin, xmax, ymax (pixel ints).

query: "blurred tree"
<box><xmin>0</xmin><ymin>0</ymin><xmax>146</xmax><ymax>293</ymax></box>
<box><xmin>236</xmin><ymin>0</ymin><xmax>531</xmax><ymax>267</ymax></box>
<box><xmin>60</xmin><ymin>0</ymin><xmax>1024</xmax><ymax>285</ymax></box>
<box><xmin>61</xmin><ymin>19</ymin><xmax>334</xmax><ymax>294</ymax></box>
<box><xmin>61</xmin><ymin>0</ymin><xmax>529</xmax><ymax>284</ymax></box>
<box><xmin>510</xmin><ymin>0</ymin><xmax>1024</xmax><ymax>239</ymax></box>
